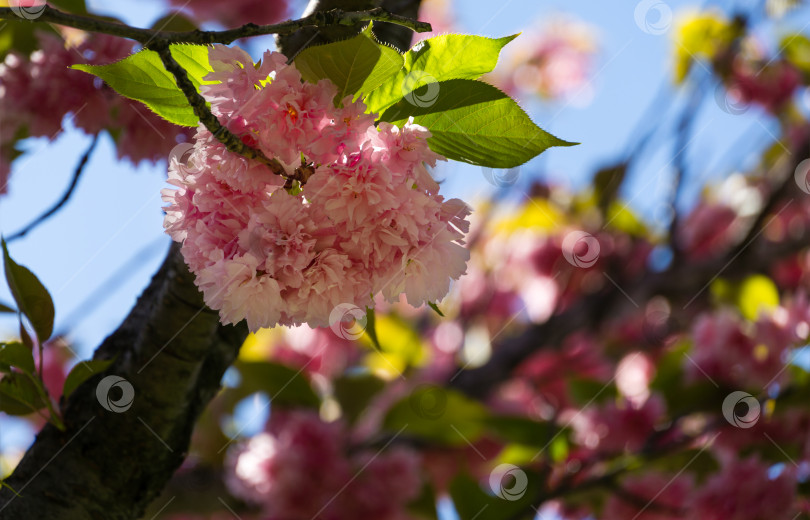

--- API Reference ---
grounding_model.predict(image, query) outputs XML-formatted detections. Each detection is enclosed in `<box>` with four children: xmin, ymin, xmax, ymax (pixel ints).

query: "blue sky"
<box><xmin>0</xmin><ymin>0</ymin><xmax>808</xmax><ymax>453</ymax></box>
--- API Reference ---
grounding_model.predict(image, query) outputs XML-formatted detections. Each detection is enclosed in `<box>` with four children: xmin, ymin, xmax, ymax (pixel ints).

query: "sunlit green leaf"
<box><xmin>294</xmin><ymin>24</ymin><xmax>404</xmax><ymax>104</ymax></box>
<box><xmin>380</xmin><ymin>79</ymin><xmax>575</xmax><ymax>168</ymax></box>
<box><xmin>72</xmin><ymin>44</ymin><xmax>214</xmax><ymax>126</ymax></box>
<box><xmin>365</xmin><ymin>34</ymin><xmax>518</xmax><ymax>114</ymax></box>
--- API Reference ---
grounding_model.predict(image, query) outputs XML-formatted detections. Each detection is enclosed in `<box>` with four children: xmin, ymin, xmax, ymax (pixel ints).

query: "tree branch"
<box><xmin>0</xmin><ymin>5</ymin><xmax>431</xmax><ymax>45</ymax></box>
<box><xmin>0</xmin><ymin>1</ymin><xmax>424</xmax><ymax>518</ymax></box>
<box><xmin>6</xmin><ymin>134</ymin><xmax>98</xmax><ymax>243</ymax></box>
<box><xmin>0</xmin><ymin>245</ymin><xmax>248</xmax><ymax>519</ymax></box>
<box><xmin>148</xmin><ymin>40</ymin><xmax>289</xmax><ymax>179</ymax></box>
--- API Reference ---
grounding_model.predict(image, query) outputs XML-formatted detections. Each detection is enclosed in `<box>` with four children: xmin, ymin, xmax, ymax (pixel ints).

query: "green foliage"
<box><xmin>566</xmin><ymin>377</ymin><xmax>617</xmax><ymax>407</ymax></box>
<box><xmin>0</xmin><ymin>301</ymin><xmax>16</xmax><ymax>313</ymax></box>
<box><xmin>450</xmin><ymin>471</ymin><xmax>541</xmax><ymax>520</ymax></box>
<box><xmin>364</xmin><ymin>306</ymin><xmax>382</xmax><ymax>351</ymax></box>
<box><xmin>650</xmin><ymin>449</ymin><xmax>719</xmax><ymax>483</ymax></box>
<box><xmin>427</xmin><ymin>302</ymin><xmax>445</xmax><ymax>317</ymax></box>
<box><xmin>0</xmin><ymin>371</ymin><xmax>46</xmax><ymax>416</ymax></box>
<box><xmin>362</xmin><ymin>314</ymin><xmax>428</xmax><ymax>375</ymax></box>
<box><xmin>482</xmin><ymin>414</ymin><xmax>558</xmax><ymax>447</ymax></box>
<box><xmin>408</xmin><ymin>482</ymin><xmax>440</xmax><ymax>520</ymax></box>
<box><xmin>294</xmin><ymin>24</ymin><xmax>404</xmax><ymax>105</ymax></box>
<box><xmin>0</xmin><ymin>0</ymin><xmax>87</xmax><ymax>61</ymax></box>
<box><xmin>0</xmin><ymin>342</ymin><xmax>35</xmax><ymax>374</ymax></box>
<box><xmin>332</xmin><ymin>371</ymin><xmax>386</xmax><ymax>424</ymax></box>
<box><xmin>364</xmin><ymin>34</ymin><xmax>518</xmax><ymax>114</ymax></box>
<box><xmin>383</xmin><ymin>386</ymin><xmax>488</xmax><ymax>445</ymax></box>
<box><xmin>2</xmin><ymin>238</ymin><xmax>54</xmax><ymax>343</ymax></box>
<box><xmin>234</xmin><ymin>361</ymin><xmax>320</xmax><ymax>408</ymax></box>
<box><xmin>62</xmin><ymin>359</ymin><xmax>114</xmax><ymax>399</ymax></box>
<box><xmin>72</xmin><ymin>44</ymin><xmax>214</xmax><ymax>126</ymax></box>
<box><xmin>380</xmin><ymin>79</ymin><xmax>575</xmax><ymax>168</ymax></box>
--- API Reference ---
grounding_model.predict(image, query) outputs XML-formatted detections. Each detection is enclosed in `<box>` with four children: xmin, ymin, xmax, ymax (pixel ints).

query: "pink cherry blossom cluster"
<box><xmin>686</xmin><ymin>294</ymin><xmax>810</xmax><ymax>388</ymax></box>
<box><xmin>169</xmin><ymin>0</ymin><xmax>289</xmax><ymax>27</ymax></box>
<box><xmin>602</xmin><ymin>456</ymin><xmax>797</xmax><ymax>520</ymax></box>
<box><xmin>225</xmin><ymin>410</ymin><xmax>421</xmax><ymax>520</ymax></box>
<box><xmin>731</xmin><ymin>59</ymin><xmax>802</xmax><ymax>114</ymax></box>
<box><xmin>0</xmin><ymin>30</ymin><xmax>193</xmax><ymax>193</ymax></box>
<box><xmin>162</xmin><ymin>45</ymin><xmax>471</xmax><ymax>331</ymax></box>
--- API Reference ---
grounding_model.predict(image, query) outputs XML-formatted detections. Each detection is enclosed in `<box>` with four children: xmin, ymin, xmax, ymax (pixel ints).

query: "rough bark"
<box><xmin>0</xmin><ymin>245</ymin><xmax>247</xmax><ymax>519</ymax></box>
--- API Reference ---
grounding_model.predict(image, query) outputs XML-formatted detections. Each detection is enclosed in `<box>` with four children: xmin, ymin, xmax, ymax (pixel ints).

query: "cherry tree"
<box><xmin>0</xmin><ymin>1</ymin><xmax>809</xmax><ymax>519</ymax></box>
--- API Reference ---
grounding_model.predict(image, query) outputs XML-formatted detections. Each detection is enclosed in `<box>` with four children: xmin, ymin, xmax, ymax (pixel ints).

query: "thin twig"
<box><xmin>0</xmin><ymin>5</ymin><xmax>427</xmax><ymax>183</ymax></box>
<box><xmin>149</xmin><ymin>41</ymin><xmax>286</xmax><ymax>172</ymax></box>
<box><xmin>149</xmin><ymin>41</ymin><xmax>321</xmax><ymax>184</ymax></box>
<box><xmin>7</xmin><ymin>134</ymin><xmax>99</xmax><ymax>242</ymax></box>
<box><xmin>0</xmin><ymin>5</ymin><xmax>432</xmax><ymax>45</ymax></box>
<box><xmin>667</xmin><ymin>80</ymin><xmax>705</xmax><ymax>254</ymax></box>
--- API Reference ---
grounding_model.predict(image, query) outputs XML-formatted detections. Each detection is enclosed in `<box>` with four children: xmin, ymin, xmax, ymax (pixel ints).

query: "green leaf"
<box><xmin>364</xmin><ymin>307</ymin><xmax>382</xmax><ymax>351</ymax></box>
<box><xmin>365</xmin><ymin>34</ymin><xmax>518</xmax><ymax>115</ymax></box>
<box><xmin>380</xmin><ymin>79</ymin><xmax>576</xmax><ymax>168</ymax></box>
<box><xmin>235</xmin><ymin>361</ymin><xmax>320</xmax><ymax>408</ymax></box>
<box><xmin>482</xmin><ymin>414</ymin><xmax>558</xmax><ymax>447</ymax></box>
<box><xmin>333</xmin><ymin>372</ymin><xmax>386</xmax><ymax>424</ymax></box>
<box><xmin>0</xmin><ymin>301</ymin><xmax>16</xmax><ymax>313</ymax></box>
<box><xmin>427</xmin><ymin>302</ymin><xmax>445</xmax><ymax>317</ymax></box>
<box><xmin>566</xmin><ymin>377</ymin><xmax>617</xmax><ymax>407</ymax></box>
<box><xmin>71</xmin><ymin>44</ymin><xmax>214</xmax><ymax>127</ymax></box>
<box><xmin>408</xmin><ymin>482</ymin><xmax>439</xmax><ymax>520</ymax></box>
<box><xmin>0</xmin><ymin>479</ymin><xmax>20</xmax><ymax>497</ymax></box>
<box><xmin>383</xmin><ymin>386</ymin><xmax>488</xmax><ymax>445</ymax></box>
<box><xmin>0</xmin><ymin>371</ymin><xmax>46</xmax><ymax>416</ymax></box>
<box><xmin>449</xmin><ymin>471</ymin><xmax>540</xmax><ymax>520</ymax></box>
<box><xmin>62</xmin><ymin>359</ymin><xmax>114</xmax><ymax>399</ymax></box>
<box><xmin>0</xmin><ymin>20</ymin><xmax>38</xmax><ymax>62</ymax></box>
<box><xmin>0</xmin><ymin>342</ymin><xmax>35</xmax><ymax>374</ymax></box>
<box><xmin>2</xmin><ymin>239</ymin><xmax>54</xmax><ymax>343</ymax></box>
<box><xmin>294</xmin><ymin>24</ymin><xmax>404</xmax><ymax>104</ymax></box>
<box><xmin>18</xmin><ymin>321</ymin><xmax>33</xmax><ymax>350</ymax></box>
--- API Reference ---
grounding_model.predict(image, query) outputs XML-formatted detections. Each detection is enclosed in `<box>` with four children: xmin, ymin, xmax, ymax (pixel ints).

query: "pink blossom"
<box><xmin>686</xmin><ymin>309</ymin><xmax>793</xmax><ymax>388</ymax></box>
<box><xmin>731</xmin><ymin>59</ymin><xmax>802</xmax><ymax>114</ymax></box>
<box><xmin>169</xmin><ymin>0</ymin><xmax>289</xmax><ymax>27</ymax></box>
<box><xmin>490</xmin><ymin>16</ymin><xmax>598</xmax><ymax>102</ymax></box>
<box><xmin>0</xmin><ymin>30</ymin><xmax>193</xmax><ymax>192</ymax></box>
<box><xmin>225</xmin><ymin>410</ymin><xmax>421</xmax><ymax>520</ymax></box>
<box><xmin>692</xmin><ymin>456</ymin><xmax>796</xmax><ymax>519</ymax></box>
<box><xmin>414</xmin><ymin>0</ymin><xmax>457</xmax><ymax>42</ymax></box>
<box><xmin>163</xmin><ymin>47</ymin><xmax>471</xmax><ymax>331</ymax></box>
<box><xmin>572</xmin><ymin>394</ymin><xmax>666</xmax><ymax>454</ymax></box>
<box><xmin>270</xmin><ymin>325</ymin><xmax>359</xmax><ymax>379</ymax></box>
<box><xmin>677</xmin><ymin>202</ymin><xmax>739</xmax><ymax>258</ymax></box>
